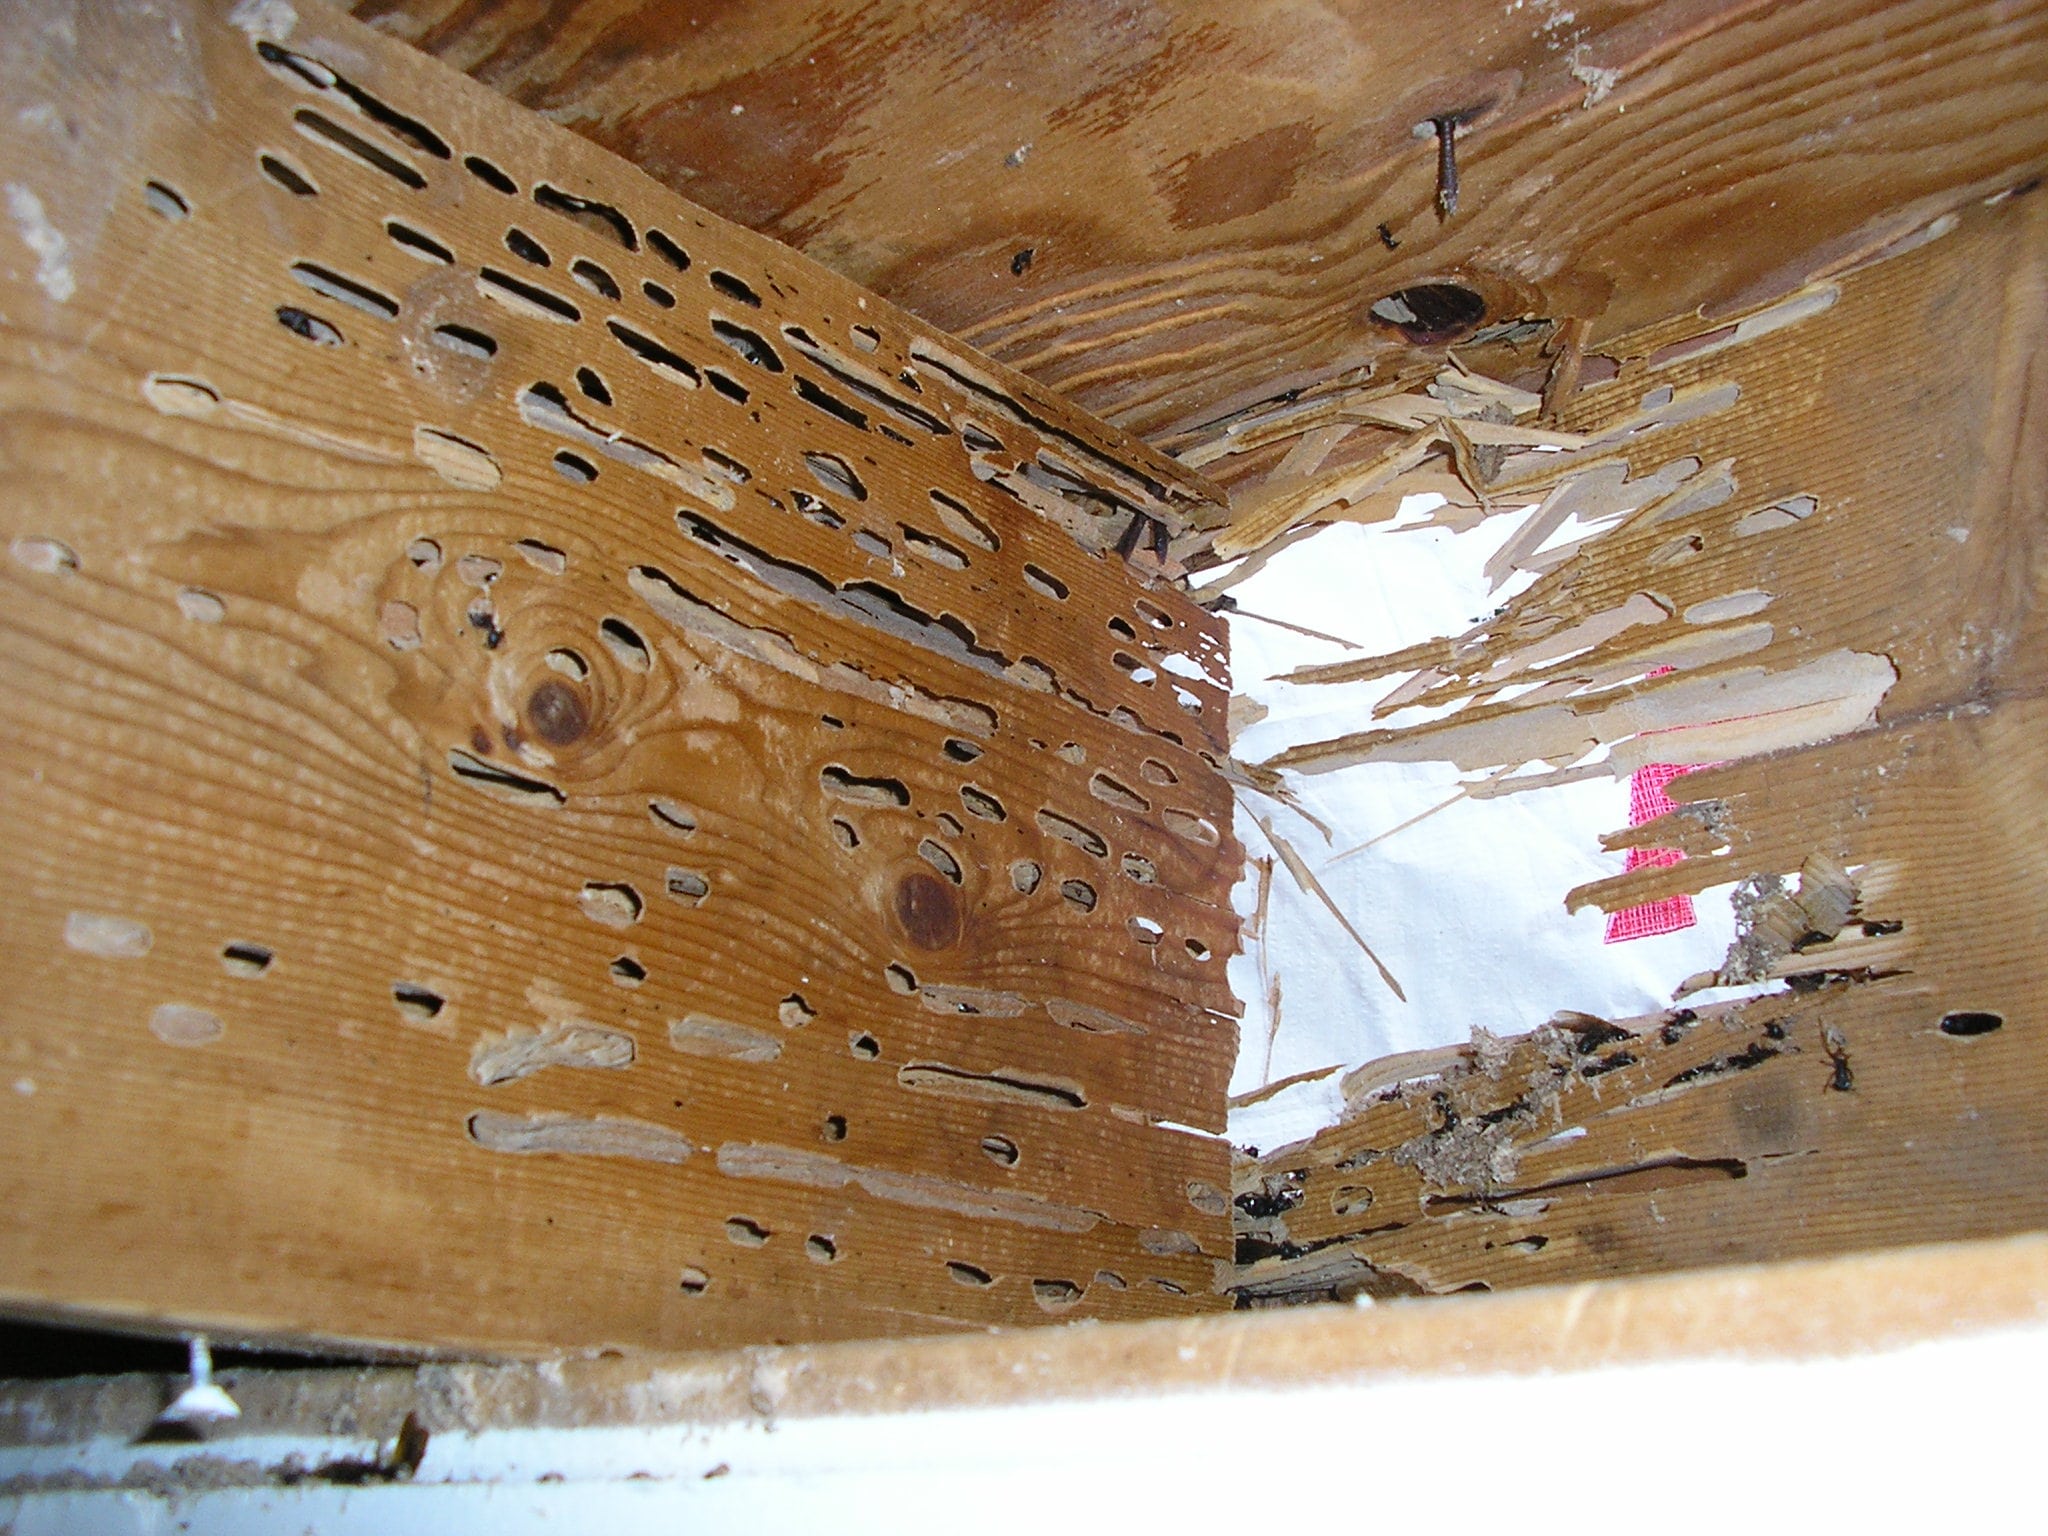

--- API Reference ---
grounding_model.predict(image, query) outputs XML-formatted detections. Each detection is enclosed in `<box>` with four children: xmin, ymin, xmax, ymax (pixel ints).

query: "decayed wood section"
<box><xmin>0</xmin><ymin>1</ymin><xmax>1240</xmax><ymax>1355</ymax></box>
<box><xmin>1229</xmin><ymin>187</ymin><xmax>2048</xmax><ymax>1302</ymax></box>
<box><xmin>358</xmin><ymin>0</ymin><xmax>2048</xmax><ymax>453</ymax></box>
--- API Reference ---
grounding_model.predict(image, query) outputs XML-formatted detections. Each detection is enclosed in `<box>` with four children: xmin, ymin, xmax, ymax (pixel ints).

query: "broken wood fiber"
<box><xmin>1226</xmin><ymin>183</ymin><xmax>2048</xmax><ymax>1305</ymax></box>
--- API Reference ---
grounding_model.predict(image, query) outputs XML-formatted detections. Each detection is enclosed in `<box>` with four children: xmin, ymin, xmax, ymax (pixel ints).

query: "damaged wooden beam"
<box><xmin>0</xmin><ymin>0</ymin><xmax>1239</xmax><ymax>1355</ymax></box>
<box><xmin>1227</xmin><ymin>183</ymin><xmax>2048</xmax><ymax>1303</ymax></box>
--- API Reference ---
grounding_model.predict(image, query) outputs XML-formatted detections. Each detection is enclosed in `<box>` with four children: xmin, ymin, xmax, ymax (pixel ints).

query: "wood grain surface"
<box><xmin>0</xmin><ymin>0</ymin><xmax>1240</xmax><ymax>1355</ymax></box>
<box><xmin>354</xmin><ymin>0</ymin><xmax>2048</xmax><ymax>450</ymax></box>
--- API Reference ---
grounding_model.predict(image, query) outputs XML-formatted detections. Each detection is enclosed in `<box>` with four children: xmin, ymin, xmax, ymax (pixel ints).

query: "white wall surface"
<box><xmin>1217</xmin><ymin>511</ymin><xmax>1757</xmax><ymax>1150</ymax></box>
<box><xmin>5</xmin><ymin>1315</ymin><xmax>2042</xmax><ymax>1535</ymax></box>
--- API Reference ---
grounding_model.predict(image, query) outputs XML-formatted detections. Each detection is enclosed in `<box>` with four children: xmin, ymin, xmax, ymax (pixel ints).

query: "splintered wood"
<box><xmin>0</xmin><ymin>2</ymin><xmax>1238</xmax><ymax>1354</ymax></box>
<box><xmin>1228</xmin><ymin>188</ymin><xmax>2048</xmax><ymax>1302</ymax></box>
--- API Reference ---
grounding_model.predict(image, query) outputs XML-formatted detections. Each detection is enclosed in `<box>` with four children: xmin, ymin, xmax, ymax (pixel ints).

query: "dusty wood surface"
<box><xmin>0</xmin><ymin>0</ymin><xmax>1240</xmax><ymax>1356</ymax></box>
<box><xmin>1228</xmin><ymin>186</ymin><xmax>2048</xmax><ymax>1301</ymax></box>
<box><xmin>354</xmin><ymin>0</ymin><xmax>2048</xmax><ymax>455</ymax></box>
<box><xmin>8</xmin><ymin>1231</ymin><xmax>2047</xmax><ymax>1450</ymax></box>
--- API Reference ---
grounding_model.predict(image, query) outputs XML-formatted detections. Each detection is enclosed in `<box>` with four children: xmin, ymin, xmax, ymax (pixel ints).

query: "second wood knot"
<box><xmin>893</xmin><ymin>871</ymin><xmax>961</xmax><ymax>951</ymax></box>
<box><xmin>525</xmin><ymin>678</ymin><xmax>591</xmax><ymax>745</ymax></box>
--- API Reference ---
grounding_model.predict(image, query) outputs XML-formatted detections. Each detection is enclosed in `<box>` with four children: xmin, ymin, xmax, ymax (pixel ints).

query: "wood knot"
<box><xmin>892</xmin><ymin>871</ymin><xmax>961</xmax><ymax>951</ymax></box>
<box><xmin>526</xmin><ymin>678</ymin><xmax>590</xmax><ymax>745</ymax></box>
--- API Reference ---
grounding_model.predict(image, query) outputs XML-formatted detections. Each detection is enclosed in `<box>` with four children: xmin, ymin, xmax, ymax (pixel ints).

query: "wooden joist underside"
<box><xmin>6</xmin><ymin>0</ymin><xmax>2048</xmax><ymax>1356</ymax></box>
<box><xmin>361</xmin><ymin>0</ymin><xmax>2048</xmax><ymax>454</ymax></box>
<box><xmin>0</xmin><ymin>0</ymin><xmax>1241</xmax><ymax>1355</ymax></box>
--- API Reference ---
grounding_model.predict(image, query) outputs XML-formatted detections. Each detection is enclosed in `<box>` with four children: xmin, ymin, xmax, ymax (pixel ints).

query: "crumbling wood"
<box><xmin>1226</xmin><ymin>189</ymin><xmax>2048</xmax><ymax>1303</ymax></box>
<box><xmin>1266</xmin><ymin>194</ymin><xmax>2047</xmax><ymax>780</ymax></box>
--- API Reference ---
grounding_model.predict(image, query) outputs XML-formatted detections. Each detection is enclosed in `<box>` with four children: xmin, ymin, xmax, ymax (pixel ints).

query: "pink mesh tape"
<box><xmin>1604</xmin><ymin>761</ymin><xmax>1697</xmax><ymax>943</ymax></box>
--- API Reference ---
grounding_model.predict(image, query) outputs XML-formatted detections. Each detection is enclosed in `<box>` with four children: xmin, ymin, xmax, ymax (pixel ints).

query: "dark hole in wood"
<box><xmin>805</xmin><ymin>452</ymin><xmax>867</xmax><ymax>501</ymax></box>
<box><xmin>275</xmin><ymin>306</ymin><xmax>341</xmax><ymax>345</ymax></box>
<box><xmin>1022</xmin><ymin>563</ymin><xmax>1069</xmax><ymax>601</ymax></box>
<box><xmin>392</xmin><ymin>982</ymin><xmax>445</xmax><ymax>1020</ymax></box>
<box><xmin>258</xmin><ymin>41</ymin><xmax>450</xmax><ymax>159</ymax></box>
<box><xmin>709</xmin><ymin>270</ymin><xmax>761</xmax><ymax>307</ymax></box>
<box><xmin>609</xmin><ymin>320</ymin><xmax>699</xmax><ymax>382</ymax></box>
<box><xmin>571</xmin><ymin>257</ymin><xmax>620</xmax><ymax>300</ymax></box>
<box><xmin>1369</xmin><ymin>281</ymin><xmax>1487</xmax><ymax>344</ymax></box>
<box><xmin>504</xmin><ymin>226</ymin><xmax>551</xmax><ymax>266</ymax></box>
<box><xmin>711</xmin><ymin>319</ymin><xmax>783</xmax><ymax>372</ymax></box>
<box><xmin>290</xmin><ymin>262</ymin><xmax>397</xmax><ymax>319</ymax></box>
<box><xmin>478</xmin><ymin>267</ymin><xmax>580</xmax><ymax>322</ymax></box>
<box><xmin>142</xmin><ymin>179</ymin><xmax>191</xmax><ymax>220</ymax></box>
<box><xmin>293</xmin><ymin>108</ymin><xmax>424</xmax><ymax>189</ymax></box>
<box><xmin>704</xmin><ymin>447</ymin><xmax>751</xmax><ymax>483</ymax></box>
<box><xmin>918</xmin><ymin>839</ymin><xmax>963</xmax><ymax>884</ymax></box>
<box><xmin>648</xmin><ymin>799</ymin><xmax>696</xmax><ymax>834</ymax></box>
<box><xmin>648</xmin><ymin>227</ymin><xmax>691</xmax><ymax>271</ymax></box>
<box><xmin>552</xmin><ymin>450</ymin><xmax>597</xmax><ymax>484</ymax></box>
<box><xmin>386</xmin><ymin>220</ymin><xmax>453</xmax><ymax>263</ymax></box>
<box><xmin>820</xmin><ymin>766</ymin><xmax>909</xmax><ymax>805</ymax></box>
<box><xmin>257</xmin><ymin>155</ymin><xmax>316</xmax><ymax>196</ymax></box>
<box><xmin>724</xmin><ymin>1216</ymin><xmax>770</xmax><ymax>1246</ymax></box>
<box><xmin>795</xmin><ymin>376</ymin><xmax>866</xmax><ymax>429</ymax></box>
<box><xmin>447</xmin><ymin>749</ymin><xmax>564</xmax><ymax>804</ymax></box>
<box><xmin>221</xmin><ymin>941</ymin><xmax>274</xmax><ymax>975</ymax></box>
<box><xmin>599</xmin><ymin>617</ymin><xmax>650</xmax><ymax>669</ymax></box>
<box><xmin>1940</xmin><ymin>1011</ymin><xmax>2004</xmax><ymax>1037</ymax></box>
<box><xmin>431</xmin><ymin>323</ymin><xmax>496</xmax><ymax>358</ymax></box>
<box><xmin>464</xmin><ymin>154</ymin><xmax>517</xmax><ymax>193</ymax></box>
<box><xmin>533</xmin><ymin>184</ymin><xmax>637</xmax><ymax>250</ymax></box>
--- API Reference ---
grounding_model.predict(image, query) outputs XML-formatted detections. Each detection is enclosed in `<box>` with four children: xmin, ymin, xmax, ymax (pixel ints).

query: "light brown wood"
<box><xmin>1229</xmin><ymin>188</ymin><xmax>2048</xmax><ymax>1302</ymax></box>
<box><xmin>0</xmin><ymin>0</ymin><xmax>1240</xmax><ymax>1356</ymax></box>
<box><xmin>356</xmin><ymin>0</ymin><xmax>2048</xmax><ymax>455</ymax></box>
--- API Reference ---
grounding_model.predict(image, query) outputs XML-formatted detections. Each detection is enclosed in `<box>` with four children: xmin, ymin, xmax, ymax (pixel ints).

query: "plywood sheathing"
<box><xmin>0</xmin><ymin>0</ymin><xmax>1240</xmax><ymax>1356</ymax></box>
<box><xmin>361</xmin><ymin>0</ymin><xmax>2048</xmax><ymax>454</ymax></box>
<box><xmin>1228</xmin><ymin>188</ymin><xmax>2048</xmax><ymax>1302</ymax></box>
